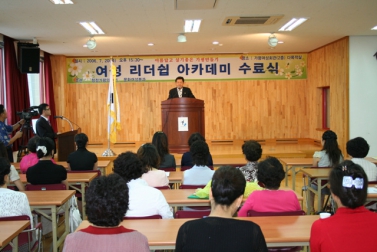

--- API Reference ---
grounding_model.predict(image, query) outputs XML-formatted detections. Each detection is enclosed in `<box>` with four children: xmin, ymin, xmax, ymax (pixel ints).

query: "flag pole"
<box><xmin>102</xmin><ymin>57</ymin><xmax>116</xmax><ymax>156</ymax></box>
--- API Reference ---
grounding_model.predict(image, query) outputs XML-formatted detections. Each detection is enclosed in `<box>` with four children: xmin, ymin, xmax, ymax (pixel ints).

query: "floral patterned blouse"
<box><xmin>237</xmin><ymin>161</ymin><xmax>258</xmax><ymax>182</ymax></box>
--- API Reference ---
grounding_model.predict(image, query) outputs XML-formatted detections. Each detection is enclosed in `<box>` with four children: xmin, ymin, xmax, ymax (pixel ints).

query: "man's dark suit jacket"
<box><xmin>168</xmin><ymin>87</ymin><xmax>195</xmax><ymax>99</ymax></box>
<box><xmin>36</xmin><ymin>117</ymin><xmax>57</xmax><ymax>140</ymax></box>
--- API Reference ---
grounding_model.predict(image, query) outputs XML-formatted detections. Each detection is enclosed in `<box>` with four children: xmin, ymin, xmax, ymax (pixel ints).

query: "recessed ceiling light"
<box><xmin>212</xmin><ymin>41</ymin><xmax>219</xmax><ymax>45</ymax></box>
<box><xmin>79</xmin><ymin>22</ymin><xmax>105</xmax><ymax>35</ymax></box>
<box><xmin>148</xmin><ymin>43</ymin><xmax>154</xmax><ymax>46</ymax></box>
<box><xmin>278</xmin><ymin>41</ymin><xmax>284</xmax><ymax>44</ymax></box>
<box><xmin>279</xmin><ymin>18</ymin><xmax>308</xmax><ymax>31</ymax></box>
<box><xmin>372</xmin><ymin>25</ymin><xmax>377</xmax><ymax>30</ymax></box>
<box><xmin>49</xmin><ymin>0</ymin><xmax>73</xmax><ymax>4</ymax></box>
<box><xmin>184</xmin><ymin>20</ymin><xmax>201</xmax><ymax>33</ymax></box>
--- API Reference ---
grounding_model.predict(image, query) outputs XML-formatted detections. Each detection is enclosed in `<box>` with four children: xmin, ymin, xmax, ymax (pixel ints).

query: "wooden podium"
<box><xmin>57</xmin><ymin>130</ymin><xmax>78</xmax><ymax>161</ymax></box>
<box><xmin>161</xmin><ymin>98</ymin><xmax>205</xmax><ymax>154</ymax></box>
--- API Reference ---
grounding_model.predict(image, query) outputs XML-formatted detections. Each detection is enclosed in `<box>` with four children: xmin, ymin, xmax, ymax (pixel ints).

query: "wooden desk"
<box><xmin>300</xmin><ymin>168</ymin><xmax>331</xmax><ymax>213</ymax></box>
<box><xmin>0</xmin><ymin>220</ymin><xmax>30</xmax><ymax>252</ymax></box>
<box><xmin>12</xmin><ymin>160</ymin><xmax>110</xmax><ymax>175</ymax></box>
<box><xmin>162</xmin><ymin>188</ymin><xmax>303</xmax><ymax>207</ymax></box>
<box><xmin>166</xmin><ymin>171</ymin><xmax>183</xmax><ymax>188</ymax></box>
<box><xmin>20</xmin><ymin>172</ymin><xmax>97</xmax><ymax>220</ymax></box>
<box><xmin>24</xmin><ymin>190</ymin><xmax>75</xmax><ymax>252</ymax></box>
<box><xmin>75</xmin><ymin>215</ymin><xmax>318</xmax><ymax>249</ymax></box>
<box><xmin>279</xmin><ymin>158</ymin><xmax>313</xmax><ymax>190</ymax></box>
<box><xmin>365</xmin><ymin>157</ymin><xmax>377</xmax><ymax>165</ymax></box>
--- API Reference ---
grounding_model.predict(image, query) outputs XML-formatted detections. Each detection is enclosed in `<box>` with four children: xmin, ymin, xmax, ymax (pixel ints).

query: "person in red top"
<box><xmin>310</xmin><ymin>160</ymin><xmax>377</xmax><ymax>252</ymax></box>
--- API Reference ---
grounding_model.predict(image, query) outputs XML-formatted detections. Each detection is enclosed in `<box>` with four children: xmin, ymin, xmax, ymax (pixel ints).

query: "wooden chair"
<box><xmin>159</xmin><ymin>167</ymin><xmax>176</xmax><ymax>172</ymax></box>
<box><xmin>247</xmin><ymin>210</ymin><xmax>306</xmax><ymax>252</ymax></box>
<box><xmin>0</xmin><ymin>215</ymin><xmax>42</xmax><ymax>252</ymax></box>
<box><xmin>123</xmin><ymin>215</ymin><xmax>162</xmax><ymax>220</ymax></box>
<box><xmin>175</xmin><ymin>210</ymin><xmax>211</xmax><ymax>218</ymax></box>
<box><xmin>25</xmin><ymin>184</ymin><xmax>66</xmax><ymax>191</ymax></box>
<box><xmin>154</xmin><ymin>185</ymin><xmax>171</xmax><ymax>190</ymax></box>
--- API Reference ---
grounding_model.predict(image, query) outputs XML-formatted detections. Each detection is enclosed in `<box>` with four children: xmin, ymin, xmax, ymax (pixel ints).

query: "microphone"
<box><xmin>54</xmin><ymin>116</ymin><xmax>64</xmax><ymax>119</ymax></box>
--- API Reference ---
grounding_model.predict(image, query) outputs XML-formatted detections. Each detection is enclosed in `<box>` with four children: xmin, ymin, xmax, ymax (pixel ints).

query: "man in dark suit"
<box><xmin>168</xmin><ymin>76</ymin><xmax>195</xmax><ymax>99</ymax></box>
<box><xmin>36</xmin><ymin>103</ymin><xmax>57</xmax><ymax>143</ymax></box>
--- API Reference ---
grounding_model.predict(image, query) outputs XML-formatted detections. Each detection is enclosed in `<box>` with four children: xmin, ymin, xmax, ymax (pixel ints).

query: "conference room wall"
<box><xmin>50</xmin><ymin>38</ymin><xmax>348</xmax><ymax>148</ymax></box>
<box><xmin>307</xmin><ymin>37</ymin><xmax>349</xmax><ymax>155</ymax></box>
<box><xmin>51</xmin><ymin>55</ymin><xmax>310</xmax><ymax>144</ymax></box>
<box><xmin>349</xmin><ymin>35</ymin><xmax>377</xmax><ymax>157</ymax></box>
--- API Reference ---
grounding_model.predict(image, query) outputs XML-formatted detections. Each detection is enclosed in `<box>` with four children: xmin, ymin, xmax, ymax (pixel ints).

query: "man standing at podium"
<box><xmin>36</xmin><ymin>103</ymin><xmax>57</xmax><ymax>150</ymax></box>
<box><xmin>168</xmin><ymin>76</ymin><xmax>195</xmax><ymax>99</ymax></box>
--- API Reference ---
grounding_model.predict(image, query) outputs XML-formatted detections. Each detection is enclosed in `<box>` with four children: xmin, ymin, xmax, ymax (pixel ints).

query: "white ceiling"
<box><xmin>0</xmin><ymin>0</ymin><xmax>376</xmax><ymax>57</ymax></box>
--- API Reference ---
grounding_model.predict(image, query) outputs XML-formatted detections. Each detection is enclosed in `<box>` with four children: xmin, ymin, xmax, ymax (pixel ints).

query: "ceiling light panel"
<box><xmin>372</xmin><ymin>25</ymin><xmax>377</xmax><ymax>30</ymax></box>
<box><xmin>279</xmin><ymin>18</ymin><xmax>308</xmax><ymax>31</ymax></box>
<box><xmin>49</xmin><ymin>0</ymin><xmax>74</xmax><ymax>4</ymax></box>
<box><xmin>79</xmin><ymin>22</ymin><xmax>105</xmax><ymax>35</ymax></box>
<box><xmin>184</xmin><ymin>20</ymin><xmax>201</xmax><ymax>32</ymax></box>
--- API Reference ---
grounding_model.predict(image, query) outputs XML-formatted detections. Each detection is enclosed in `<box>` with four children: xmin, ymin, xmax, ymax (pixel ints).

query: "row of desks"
<box><xmin>76</xmin><ymin>215</ymin><xmax>319</xmax><ymax>249</ymax></box>
<box><xmin>0</xmin><ymin>220</ymin><xmax>30</xmax><ymax>252</ymax></box>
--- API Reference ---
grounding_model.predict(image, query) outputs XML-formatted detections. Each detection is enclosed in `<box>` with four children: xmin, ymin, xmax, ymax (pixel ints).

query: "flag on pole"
<box><xmin>107</xmin><ymin>59</ymin><xmax>121</xmax><ymax>143</ymax></box>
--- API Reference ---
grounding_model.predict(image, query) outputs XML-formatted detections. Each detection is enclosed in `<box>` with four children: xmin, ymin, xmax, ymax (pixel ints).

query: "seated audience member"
<box><xmin>20</xmin><ymin>136</ymin><xmax>56</xmax><ymax>174</ymax></box>
<box><xmin>310</xmin><ymin>160</ymin><xmax>377</xmax><ymax>251</ymax></box>
<box><xmin>0</xmin><ymin>143</ymin><xmax>24</xmax><ymax>191</ymax></box>
<box><xmin>67</xmin><ymin>133</ymin><xmax>98</xmax><ymax>171</ymax></box>
<box><xmin>238</xmin><ymin>157</ymin><xmax>301</xmax><ymax>216</ymax></box>
<box><xmin>181</xmin><ymin>132</ymin><xmax>213</xmax><ymax>167</ymax></box>
<box><xmin>311</xmin><ymin>130</ymin><xmax>343</xmax><ymax>213</ymax></box>
<box><xmin>113</xmin><ymin>152</ymin><xmax>173</xmax><ymax>219</ymax></box>
<box><xmin>182</xmin><ymin>140</ymin><xmax>214</xmax><ymax>185</ymax></box>
<box><xmin>175</xmin><ymin>166</ymin><xmax>268</xmax><ymax>252</ymax></box>
<box><xmin>152</xmin><ymin>131</ymin><xmax>176</xmax><ymax>169</ymax></box>
<box><xmin>138</xmin><ymin>143</ymin><xmax>169</xmax><ymax>187</ymax></box>
<box><xmin>26</xmin><ymin>137</ymin><xmax>67</xmax><ymax>188</ymax></box>
<box><xmin>237</xmin><ymin>140</ymin><xmax>262</xmax><ymax>182</ymax></box>
<box><xmin>63</xmin><ymin>174</ymin><xmax>149</xmax><ymax>252</ymax></box>
<box><xmin>0</xmin><ymin>157</ymin><xmax>33</xmax><ymax>226</ymax></box>
<box><xmin>346</xmin><ymin>137</ymin><xmax>377</xmax><ymax>182</ymax></box>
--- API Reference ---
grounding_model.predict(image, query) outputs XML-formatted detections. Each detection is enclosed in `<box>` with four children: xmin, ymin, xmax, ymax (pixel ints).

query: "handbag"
<box><xmin>69</xmin><ymin>195</ymin><xmax>82</xmax><ymax>233</ymax></box>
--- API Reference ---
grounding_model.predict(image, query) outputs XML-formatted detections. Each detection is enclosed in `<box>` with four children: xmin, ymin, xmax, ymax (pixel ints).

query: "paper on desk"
<box><xmin>165</xmin><ymin>172</ymin><xmax>170</xmax><ymax>176</ymax></box>
<box><xmin>367</xmin><ymin>187</ymin><xmax>377</xmax><ymax>193</ymax></box>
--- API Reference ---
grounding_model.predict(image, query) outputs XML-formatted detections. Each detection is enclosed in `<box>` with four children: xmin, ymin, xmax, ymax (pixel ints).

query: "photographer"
<box><xmin>0</xmin><ymin>105</ymin><xmax>25</xmax><ymax>162</ymax></box>
<box><xmin>36</xmin><ymin>103</ymin><xmax>57</xmax><ymax>141</ymax></box>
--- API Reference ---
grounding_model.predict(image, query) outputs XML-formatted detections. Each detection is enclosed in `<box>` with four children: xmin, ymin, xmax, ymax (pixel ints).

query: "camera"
<box><xmin>16</xmin><ymin>106</ymin><xmax>39</xmax><ymax>122</ymax></box>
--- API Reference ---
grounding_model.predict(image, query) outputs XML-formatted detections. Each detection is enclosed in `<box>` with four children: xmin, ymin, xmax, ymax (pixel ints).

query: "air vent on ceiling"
<box><xmin>222</xmin><ymin>16</ymin><xmax>283</xmax><ymax>26</ymax></box>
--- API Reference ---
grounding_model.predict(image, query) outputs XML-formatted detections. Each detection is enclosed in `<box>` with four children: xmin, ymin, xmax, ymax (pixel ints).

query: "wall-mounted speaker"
<box><xmin>18</xmin><ymin>47</ymin><xmax>40</xmax><ymax>73</ymax></box>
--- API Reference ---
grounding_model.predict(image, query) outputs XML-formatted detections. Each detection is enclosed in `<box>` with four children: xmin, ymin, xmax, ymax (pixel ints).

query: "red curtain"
<box><xmin>43</xmin><ymin>52</ymin><xmax>57</xmax><ymax>132</ymax></box>
<box><xmin>3</xmin><ymin>36</ymin><xmax>30</xmax><ymax>151</ymax></box>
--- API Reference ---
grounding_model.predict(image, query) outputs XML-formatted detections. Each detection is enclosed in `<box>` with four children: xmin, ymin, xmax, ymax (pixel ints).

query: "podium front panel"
<box><xmin>161</xmin><ymin>98</ymin><xmax>204</xmax><ymax>153</ymax></box>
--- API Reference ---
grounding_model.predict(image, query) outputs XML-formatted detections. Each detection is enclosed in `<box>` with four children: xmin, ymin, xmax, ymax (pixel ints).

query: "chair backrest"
<box><xmin>175</xmin><ymin>210</ymin><xmax>211</xmax><ymax>218</ymax></box>
<box><xmin>154</xmin><ymin>185</ymin><xmax>171</xmax><ymax>190</ymax></box>
<box><xmin>247</xmin><ymin>210</ymin><xmax>306</xmax><ymax>217</ymax></box>
<box><xmin>179</xmin><ymin>184</ymin><xmax>206</xmax><ymax>189</ymax></box>
<box><xmin>68</xmin><ymin>169</ymin><xmax>101</xmax><ymax>177</ymax></box>
<box><xmin>123</xmin><ymin>215</ymin><xmax>162</xmax><ymax>220</ymax></box>
<box><xmin>25</xmin><ymin>183</ymin><xmax>66</xmax><ymax>191</ymax></box>
<box><xmin>159</xmin><ymin>167</ymin><xmax>176</xmax><ymax>172</ymax></box>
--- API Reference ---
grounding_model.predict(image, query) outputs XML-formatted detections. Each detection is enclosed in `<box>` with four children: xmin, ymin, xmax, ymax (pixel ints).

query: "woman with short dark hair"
<box><xmin>238</xmin><ymin>157</ymin><xmax>301</xmax><ymax>216</ymax></box>
<box><xmin>63</xmin><ymin>174</ymin><xmax>149</xmax><ymax>252</ymax></box>
<box><xmin>113</xmin><ymin>151</ymin><xmax>173</xmax><ymax>219</ymax></box>
<box><xmin>180</xmin><ymin>132</ymin><xmax>213</xmax><ymax>167</ymax></box>
<box><xmin>67</xmin><ymin>133</ymin><xmax>98</xmax><ymax>171</ymax></box>
<box><xmin>237</xmin><ymin>140</ymin><xmax>262</xmax><ymax>182</ymax></box>
<box><xmin>176</xmin><ymin>166</ymin><xmax>268</xmax><ymax>251</ymax></box>
<box><xmin>346</xmin><ymin>137</ymin><xmax>377</xmax><ymax>182</ymax></box>
<box><xmin>182</xmin><ymin>140</ymin><xmax>214</xmax><ymax>185</ymax></box>
<box><xmin>138</xmin><ymin>143</ymin><xmax>169</xmax><ymax>187</ymax></box>
<box><xmin>310</xmin><ymin>160</ymin><xmax>377</xmax><ymax>251</ymax></box>
<box><xmin>152</xmin><ymin>131</ymin><xmax>176</xmax><ymax>169</ymax></box>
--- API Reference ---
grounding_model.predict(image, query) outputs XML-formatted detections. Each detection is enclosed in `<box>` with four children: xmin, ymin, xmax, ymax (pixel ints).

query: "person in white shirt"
<box><xmin>113</xmin><ymin>151</ymin><xmax>173</xmax><ymax>219</ymax></box>
<box><xmin>346</xmin><ymin>137</ymin><xmax>377</xmax><ymax>182</ymax></box>
<box><xmin>0</xmin><ymin>157</ymin><xmax>33</xmax><ymax>227</ymax></box>
<box><xmin>138</xmin><ymin>143</ymin><xmax>169</xmax><ymax>187</ymax></box>
<box><xmin>183</xmin><ymin>140</ymin><xmax>214</xmax><ymax>186</ymax></box>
